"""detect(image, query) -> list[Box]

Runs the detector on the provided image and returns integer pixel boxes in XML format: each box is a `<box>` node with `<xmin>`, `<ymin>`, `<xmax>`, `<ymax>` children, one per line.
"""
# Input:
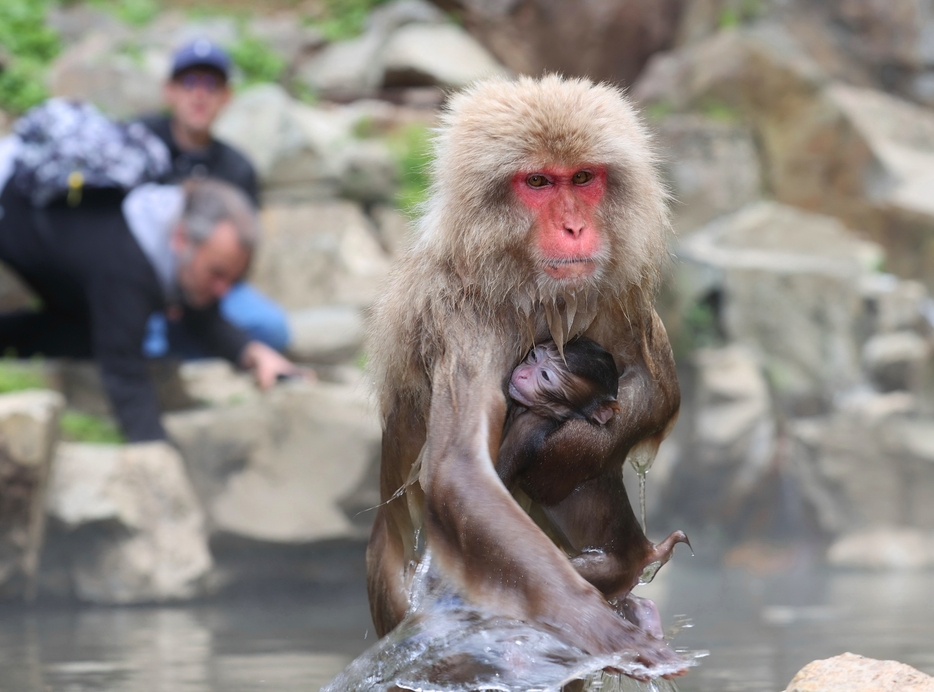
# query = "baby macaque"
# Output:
<box><xmin>499</xmin><ymin>338</ymin><xmax>619</xmax><ymax>483</ymax></box>
<box><xmin>500</xmin><ymin>337</ymin><xmax>689</xmax><ymax>607</ymax></box>
<box><xmin>498</xmin><ymin>337</ymin><xmax>621</xmax><ymax>492</ymax></box>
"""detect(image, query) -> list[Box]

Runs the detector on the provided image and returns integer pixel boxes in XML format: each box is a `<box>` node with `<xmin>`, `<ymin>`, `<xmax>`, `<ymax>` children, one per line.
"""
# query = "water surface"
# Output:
<box><xmin>2</xmin><ymin>550</ymin><xmax>933</xmax><ymax>692</ymax></box>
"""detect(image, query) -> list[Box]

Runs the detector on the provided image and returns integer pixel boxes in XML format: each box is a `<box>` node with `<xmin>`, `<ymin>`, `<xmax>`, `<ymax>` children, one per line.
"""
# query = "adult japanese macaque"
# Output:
<box><xmin>366</xmin><ymin>75</ymin><xmax>684</xmax><ymax>674</ymax></box>
<box><xmin>499</xmin><ymin>338</ymin><xmax>690</xmax><ymax>609</ymax></box>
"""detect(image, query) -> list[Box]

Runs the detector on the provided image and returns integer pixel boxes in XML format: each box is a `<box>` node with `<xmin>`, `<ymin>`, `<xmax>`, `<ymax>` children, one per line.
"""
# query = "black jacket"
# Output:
<box><xmin>139</xmin><ymin>113</ymin><xmax>260</xmax><ymax>206</ymax></box>
<box><xmin>0</xmin><ymin>181</ymin><xmax>249</xmax><ymax>442</ymax></box>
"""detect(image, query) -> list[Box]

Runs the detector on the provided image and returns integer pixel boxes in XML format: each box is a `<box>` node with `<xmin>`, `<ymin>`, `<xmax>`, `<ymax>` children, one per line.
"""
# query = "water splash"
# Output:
<box><xmin>627</xmin><ymin>442</ymin><xmax>658</xmax><ymax>534</ymax></box>
<box><xmin>322</xmin><ymin>554</ymin><xmax>702</xmax><ymax>692</ymax></box>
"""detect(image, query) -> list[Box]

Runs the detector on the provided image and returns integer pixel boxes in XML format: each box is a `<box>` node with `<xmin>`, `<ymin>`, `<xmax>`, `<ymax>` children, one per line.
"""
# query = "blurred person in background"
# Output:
<box><xmin>0</xmin><ymin>174</ymin><xmax>298</xmax><ymax>442</ymax></box>
<box><xmin>137</xmin><ymin>39</ymin><xmax>290</xmax><ymax>357</ymax></box>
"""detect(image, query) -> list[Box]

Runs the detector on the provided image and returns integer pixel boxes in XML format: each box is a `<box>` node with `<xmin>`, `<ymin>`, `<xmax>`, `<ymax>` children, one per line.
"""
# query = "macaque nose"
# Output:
<box><xmin>563</xmin><ymin>219</ymin><xmax>585</xmax><ymax>238</ymax></box>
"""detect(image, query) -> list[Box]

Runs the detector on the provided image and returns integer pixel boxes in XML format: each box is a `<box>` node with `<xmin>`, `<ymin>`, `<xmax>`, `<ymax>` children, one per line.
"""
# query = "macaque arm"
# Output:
<box><xmin>421</xmin><ymin>339</ymin><xmax>672</xmax><ymax>659</ymax></box>
<box><xmin>367</xmin><ymin>402</ymin><xmax>427</xmax><ymax>635</ymax></box>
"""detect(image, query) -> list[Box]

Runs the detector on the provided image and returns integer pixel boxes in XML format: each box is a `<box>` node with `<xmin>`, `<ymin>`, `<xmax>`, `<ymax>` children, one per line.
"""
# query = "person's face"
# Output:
<box><xmin>173</xmin><ymin>221</ymin><xmax>250</xmax><ymax>308</ymax></box>
<box><xmin>164</xmin><ymin>67</ymin><xmax>231</xmax><ymax>135</ymax></box>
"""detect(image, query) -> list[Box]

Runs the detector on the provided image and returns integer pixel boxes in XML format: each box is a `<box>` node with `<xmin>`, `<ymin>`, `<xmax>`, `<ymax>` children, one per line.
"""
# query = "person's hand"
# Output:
<box><xmin>240</xmin><ymin>341</ymin><xmax>312</xmax><ymax>390</ymax></box>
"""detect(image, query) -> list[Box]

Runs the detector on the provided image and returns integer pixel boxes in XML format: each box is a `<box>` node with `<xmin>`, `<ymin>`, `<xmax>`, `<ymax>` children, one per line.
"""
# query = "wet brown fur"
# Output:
<box><xmin>365</xmin><ymin>75</ymin><xmax>683</xmax><ymax>673</ymax></box>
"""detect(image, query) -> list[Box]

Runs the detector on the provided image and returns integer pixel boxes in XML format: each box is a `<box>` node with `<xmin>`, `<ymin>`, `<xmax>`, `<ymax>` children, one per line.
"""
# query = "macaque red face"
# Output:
<box><xmin>511</xmin><ymin>166</ymin><xmax>607</xmax><ymax>282</ymax></box>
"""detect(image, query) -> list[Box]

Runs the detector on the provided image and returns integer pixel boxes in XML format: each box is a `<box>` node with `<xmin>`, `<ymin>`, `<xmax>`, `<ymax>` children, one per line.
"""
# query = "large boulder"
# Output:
<box><xmin>250</xmin><ymin>201</ymin><xmax>392</xmax><ymax>311</ymax></box>
<box><xmin>0</xmin><ymin>390</ymin><xmax>64</xmax><ymax>599</ymax></box>
<box><xmin>655</xmin><ymin>114</ymin><xmax>762</xmax><ymax>232</ymax></box>
<box><xmin>286</xmin><ymin>307</ymin><xmax>366</xmax><ymax>364</ymax></box>
<box><xmin>213</xmin><ymin>84</ymin><xmax>397</xmax><ymax>204</ymax></box>
<box><xmin>784</xmin><ymin>652</ymin><xmax>934</xmax><ymax>692</ymax></box>
<box><xmin>47</xmin><ymin>30</ymin><xmax>165</xmax><ymax>119</ymax></box>
<box><xmin>434</xmin><ymin>0</ymin><xmax>686</xmax><ymax>86</ymax></box>
<box><xmin>668</xmin><ymin>345</ymin><xmax>776</xmax><ymax>528</ymax></box>
<box><xmin>827</xmin><ymin>527</ymin><xmax>934</xmax><ymax>570</ymax></box>
<box><xmin>293</xmin><ymin>0</ymin><xmax>453</xmax><ymax>100</ymax></box>
<box><xmin>676</xmin><ymin>201</ymin><xmax>882</xmax><ymax>410</ymax></box>
<box><xmin>164</xmin><ymin>378</ymin><xmax>380</xmax><ymax>544</ymax></box>
<box><xmin>45</xmin><ymin>441</ymin><xmax>212</xmax><ymax>604</ymax></box>
<box><xmin>635</xmin><ymin>26</ymin><xmax>934</xmax><ymax>289</ymax></box>
<box><xmin>379</xmin><ymin>23</ymin><xmax>507</xmax><ymax>89</ymax></box>
<box><xmin>790</xmin><ymin>393</ymin><xmax>934</xmax><ymax>538</ymax></box>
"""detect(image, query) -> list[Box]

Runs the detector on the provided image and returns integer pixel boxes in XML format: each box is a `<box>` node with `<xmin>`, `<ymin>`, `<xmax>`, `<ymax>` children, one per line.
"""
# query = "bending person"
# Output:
<box><xmin>0</xmin><ymin>175</ymin><xmax>297</xmax><ymax>442</ymax></box>
<box><xmin>135</xmin><ymin>38</ymin><xmax>289</xmax><ymax>355</ymax></box>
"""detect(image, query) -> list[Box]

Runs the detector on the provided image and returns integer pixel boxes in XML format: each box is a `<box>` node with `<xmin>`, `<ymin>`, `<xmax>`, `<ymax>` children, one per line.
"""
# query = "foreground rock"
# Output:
<box><xmin>784</xmin><ymin>652</ymin><xmax>934</xmax><ymax>692</ymax></box>
<box><xmin>45</xmin><ymin>441</ymin><xmax>212</xmax><ymax>604</ymax></box>
<box><xmin>0</xmin><ymin>390</ymin><xmax>64</xmax><ymax>600</ymax></box>
<box><xmin>165</xmin><ymin>377</ymin><xmax>379</xmax><ymax>544</ymax></box>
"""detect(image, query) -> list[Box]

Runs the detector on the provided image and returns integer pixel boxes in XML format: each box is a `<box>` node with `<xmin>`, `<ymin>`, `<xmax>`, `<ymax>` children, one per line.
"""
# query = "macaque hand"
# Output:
<box><xmin>240</xmin><ymin>340</ymin><xmax>309</xmax><ymax>390</ymax></box>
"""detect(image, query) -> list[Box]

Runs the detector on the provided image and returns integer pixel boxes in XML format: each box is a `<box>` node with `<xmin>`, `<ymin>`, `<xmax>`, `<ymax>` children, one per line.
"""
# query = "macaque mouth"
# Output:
<box><xmin>507</xmin><ymin>382</ymin><xmax>536</xmax><ymax>408</ymax></box>
<box><xmin>543</xmin><ymin>257</ymin><xmax>597</xmax><ymax>279</ymax></box>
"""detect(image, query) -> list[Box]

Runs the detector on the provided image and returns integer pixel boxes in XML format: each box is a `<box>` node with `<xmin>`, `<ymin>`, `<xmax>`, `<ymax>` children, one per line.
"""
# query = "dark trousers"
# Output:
<box><xmin>0</xmin><ymin>182</ymin><xmax>115</xmax><ymax>359</ymax></box>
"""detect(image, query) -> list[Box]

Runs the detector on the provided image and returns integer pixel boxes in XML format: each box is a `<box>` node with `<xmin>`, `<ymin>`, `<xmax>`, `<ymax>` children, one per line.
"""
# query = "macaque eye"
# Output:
<box><xmin>540</xmin><ymin>370</ymin><xmax>550</xmax><ymax>382</ymax></box>
<box><xmin>572</xmin><ymin>170</ymin><xmax>594</xmax><ymax>185</ymax></box>
<box><xmin>526</xmin><ymin>174</ymin><xmax>549</xmax><ymax>188</ymax></box>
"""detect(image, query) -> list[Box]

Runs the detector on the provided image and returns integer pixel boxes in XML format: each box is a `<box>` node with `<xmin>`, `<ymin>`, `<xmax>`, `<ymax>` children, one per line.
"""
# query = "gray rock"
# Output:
<box><xmin>862</xmin><ymin>331</ymin><xmax>932</xmax><ymax>392</ymax></box>
<box><xmin>656</xmin><ymin>114</ymin><xmax>762</xmax><ymax>232</ymax></box>
<box><xmin>785</xmin><ymin>652</ymin><xmax>934</xmax><ymax>691</ymax></box>
<box><xmin>213</xmin><ymin>84</ymin><xmax>347</xmax><ymax>198</ymax></box>
<box><xmin>380</xmin><ymin>23</ymin><xmax>507</xmax><ymax>89</ymax></box>
<box><xmin>367</xmin><ymin>0</ymin><xmax>447</xmax><ymax>34</ymax></box>
<box><xmin>860</xmin><ymin>274</ymin><xmax>928</xmax><ymax>334</ymax></box>
<box><xmin>693</xmin><ymin>345</ymin><xmax>775</xmax><ymax>492</ymax></box>
<box><xmin>677</xmin><ymin>201</ymin><xmax>882</xmax><ymax>408</ymax></box>
<box><xmin>827</xmin><ymin>527</ymin><xmax>934</xmax><ymax>570</ymax></box>
<box><xmin>214</xmin><ymin>85</ymin><xmax>397</xmax><ymax>203</ymax></box>
<box><xmin>47</xmin><ymin>31</ymin><xmax>164</xmax><ymax>119</ymax></box>
<box><xmin>336</xmin><ymin>139</ymin><xmax>398</xmax><ymax>205</ymax></box>
<box><xmin>444</xmin><ymin>0</ymin><xmax>684</xmax><ymax>86</ymax></box>
<box><xmin>177</xmin><ymin>360</ymin><xmax>258</xmax><ymax>408</ymax></box>
<box><xmin>803</xmin><ymin>397</ymin><xmax>934</xmax><ymax>534</ymax></box>
<box><xmin>251</xmin><ymin>201</ymin><xmax>391</xmax><ymax>311</ymax></box>
<box><xmin>293</xmin><ymin>32</ymin><xmax>387</xmax><ymax>101</ymax></box>
<box><xmin>247</xmin><ymin>14</ymin><xmax>326</xmax><ymax>64</ymax></box>
<box><xmin>45</xmin><ymin>442</ymin><xmax>212</xmax><ymax>604</ymax></box>
<box><xmin>0</xmin><ymin>390</ymin><xmax>64</xmax><ymax>599</ymax></box>
<box><xmin>165</xmin><ymin>379</ymin><xmax>380</xmax><ymax>544</ymax></box>
<box><xmin>370</xmin><ymin>204</ymin><xmax>415</xmax><ymax>257</ymax></box>
<box><xmin>636</xmin><ymin>26</ymin><xmax>934</xmax><ymax>290</ymax></box>
<box><xmin>286</xmin><ymin>307</ymin><xmax>365</xmax><ymax>364</ymax></box>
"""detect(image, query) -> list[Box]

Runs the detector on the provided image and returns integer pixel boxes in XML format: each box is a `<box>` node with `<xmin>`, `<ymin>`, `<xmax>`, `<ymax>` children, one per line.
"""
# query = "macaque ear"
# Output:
<box><xmin>590</xmin><ymin>400</ymin><xmax>621</xmax><ymax>426</ymax></box>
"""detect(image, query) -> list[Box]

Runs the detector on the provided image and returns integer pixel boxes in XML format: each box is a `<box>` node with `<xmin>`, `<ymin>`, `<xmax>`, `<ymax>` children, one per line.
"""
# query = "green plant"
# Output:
<box><xmin>0</xmin><ymin>0</ymin><xmax>60</xmax><ymax>113</ymax></box>
<box><xmin>388</xmin><ymin>123</ymin><xmax>433</xmax><ymax>218</ymax></box>
<box><xmin>0</xmin><ymin>359</ymin><xmax>46</xmax><ymax>394</ymax></box>
<box><xmin>229</xmin><ymin>35</ymin><xmax>286</xmax><ymax>86</ymax></box>
<box><xmin>718</xmin><ymin>0</ymin><xmax>763</xmax><ymax>30</ymax></box>
<box><xmin>644</xmin><ymin>100</ymin><xmax>675</xmax><ymax>122</ymax></box>
<box><xmin>59</xmin><ymin>411</ymin><xmax>124</xmax><ymax>444</ymax></box>
<box><xmin>700</xmin><ymin>98</ymin><xmax>741</xmax><ymax>123</ymax></box>
<box><xmin>318</xmin><ymin>0</ymin><xmax>389</xmax><ymax>41</ymax></box>
<box><xmin>88</xmin><ymin>0</ymin><xmax>160</xmax><ymax>26</ymax></box>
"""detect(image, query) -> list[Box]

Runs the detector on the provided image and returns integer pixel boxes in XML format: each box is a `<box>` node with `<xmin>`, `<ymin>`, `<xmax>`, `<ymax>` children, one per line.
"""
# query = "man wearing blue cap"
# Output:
<box><xmin>137</xmin><ymin>40</ymin><xmax>289</xmax><ymax>357</ymax></box>
<box><xmin>140</xmin><ymin>39</ymin><xmax>258</xmax><ymax>205</ymax></box>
